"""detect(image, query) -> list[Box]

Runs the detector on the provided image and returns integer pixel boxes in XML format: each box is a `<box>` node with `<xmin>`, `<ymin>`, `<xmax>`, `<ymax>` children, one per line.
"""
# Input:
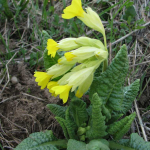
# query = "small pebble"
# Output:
<box><xmin>11</xmin><ymin>76</ymin><xmax>18</xmax><ymax>84</ymax></box>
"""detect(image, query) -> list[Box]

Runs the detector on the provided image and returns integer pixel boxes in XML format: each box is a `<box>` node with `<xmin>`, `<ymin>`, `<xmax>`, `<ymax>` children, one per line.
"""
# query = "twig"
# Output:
<box><xmin>129</xmin><ymin>60</ymin><xmax>150</xmax><ymax>67</ymax></box>
<box><xmin>0</xmin><ymin>113</ymin><xmax>28</xmax><ymax>134</ymax></box>
<box><xmin>0</xmin><ymin>55</ymin><xmax>30</xmax><ymax>67</ymax></box>
<box><xmin>22</xmin><ymin>92</ymin><xmax>46</xmax><ymax>101</ymax></box>
<box><xmin>0</xmin><ymin>95</ymin><xmax>20</xmax><ymax>104</ymax></box>
<box><xmin>110</xmin><ymin>21</ymin><xmax>150</xmax><ymax>47</ymax></box>
<box><xmin>145</xmin><ymin>126</ymin><xmax>150</xmax><ymax>131</ymax></box>
<box><xmin>134</xmin><ymin>100</ymin><xmax>148</xmax><ymax>141</ymax></box>
<box><xmin>0</xmin><ymin>52</ymin><xmax>18</xmax><ymax>97</ymax></box>
<box><xmin>135</xmin><ymin>118</ymin><xmax>141</xmax><ymax>136</ymax></box>
<box><xmin>142</xmin><ymin>110</ymin><xmax>150</xmax><ymax>116</ymax></box>
<box><xmin>0</xmin><ymin>71</ymin><xmax>7</xmax><ymax>85</ymax></box>
<box><xmin>4</xmin><ymin>18</ymin><xmax>8</xmax><ymax>53</ymax></box>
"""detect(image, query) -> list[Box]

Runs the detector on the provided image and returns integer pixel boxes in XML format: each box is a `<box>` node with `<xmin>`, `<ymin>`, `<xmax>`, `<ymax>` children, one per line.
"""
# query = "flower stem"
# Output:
<box><xmin>102</xmin><ymin>33</ymin><xmax>108</xmax><ymax>72</ymax></box>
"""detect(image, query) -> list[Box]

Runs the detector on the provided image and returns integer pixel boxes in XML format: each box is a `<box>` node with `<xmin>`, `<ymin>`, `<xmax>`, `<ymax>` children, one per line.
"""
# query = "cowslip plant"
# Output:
<box><xmin>15</xmin><ymin>0</ymin><xmax>150</xmax><ymax>150</ymax></box>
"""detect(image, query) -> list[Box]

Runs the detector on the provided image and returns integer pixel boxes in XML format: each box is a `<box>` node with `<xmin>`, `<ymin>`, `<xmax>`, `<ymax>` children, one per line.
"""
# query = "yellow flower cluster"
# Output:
<box><xmin>62</xmin><ymin>0</ymin><xmax>106</xmax><ymax>38</ymax></box>
<box><xmin>34</xmin><ymin>0</ymin><xmax>108</xmax><ymax>104</ymax></box>
<box><xmin>34</xmin><ymin>37</ymin><xmax>108</xmax><ymax>103</ymax></box>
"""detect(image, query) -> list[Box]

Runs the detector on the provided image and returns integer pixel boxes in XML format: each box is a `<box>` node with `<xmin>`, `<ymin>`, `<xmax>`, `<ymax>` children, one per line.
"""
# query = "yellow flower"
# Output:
<box><xmin>47</xmin><ymin>39</ymin><xmax>59</xmax><ymax>57</ymax></box>
<box><xmin>62</xmin><ymin>0</ymin><xmax>85</xmax><ymax>19</ymax></box>
<box><xmin>75</xmin><ymin>72</ymin><xmax>93</xmax><ymax>98</ymax></box>
<box><xmin>64</xmin><ymin>46</ymin><xmax>105</xmax><ymax>62</ymax></box>
<box><xmin>34</xmin><ymin>72</ymin><xmax>52</xmax><ymax>89</ymax></box>
<box><xmin>67</xmin><ymin>67</ymin><xmax>96</xmax><ymax>92</ymax></box>
<box><xmin>47</xmin><ymin>81</ymin><xmax>58</xmax><ymax>97</ymax></box>
<box><xmin>58</xmin><ymin>56</ymin><xmax>77</xmax><ymax>65</ymax></box>
<box><xmin>51</xmin><ymin>84</ymin><xmax>72</xmax><ymax>104</ymax></box>
<box><xmin>64</xmin><ymin>52</ymin><xmax>76</xmax><ymax>61</ymax></box>
<box><xmin>47</xmin><ymin>63</ymin><xmax>74</xmax><ymax>79</ymax></box>
<box><xmin>78</xmin><ymin>7</ymin><xmax>105</xmax><ymax>35</ymax></box>
<box><xmin>47</xmin><ymin>38</ymin><xmax>80</xmax><ymax>57</ymax></box>
<box><xmin>58</xmin><ymin>38</ymin><xmax>80</xmax><ymax>51</ymax></box>
<box><xmin>47</xmin><ymin>81</ymin><xmax>58</xmax><ymax>92</ymax></box>
<box><xmin>48</xmin><ymin>60</ymin><xmax>104</xmax><ymax>103</ymax></box>
<box><xmin>62</xmin><ymin>0</ymin><xmax>105</xmax><ymax>35</ymax></box>
<box><xmin>75</xmin><ymin>37</ymin><xmax>105</xmax><ymax>50</ymax></box>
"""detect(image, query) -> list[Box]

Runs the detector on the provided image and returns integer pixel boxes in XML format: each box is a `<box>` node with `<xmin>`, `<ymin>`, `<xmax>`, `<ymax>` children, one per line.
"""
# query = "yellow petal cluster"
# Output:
<box><xmin>34</xmin><ymin>72</ymin><xmax>52</xmax><ymax>89</ymax></box>
<box><xmin>62</xmin><ymin>0</ymin><xmax>85</xmax><ymax>19</ymax></box>
<box><xmin>62</xmin><ymin>0</ymin><xmax>105</xmax><ymax>36</ymax></box>
<box><xmin>47</xmin><ymin>38</ymin><xmax>80</xmax><ymax>58</ymax></box>
<box><xmin>47</xmin><ymin>39</ymin><xmax>59</xmax><ymax>57</ymax></box>
<box><xmin>50</xmin><ymin>85</ymin><xmax>72</xmax><ymax>104</ymax></box>
<box><xmin>35</xmin><ymin>5</ymin><xmax>108</xmax><ymax>103</ymax></box>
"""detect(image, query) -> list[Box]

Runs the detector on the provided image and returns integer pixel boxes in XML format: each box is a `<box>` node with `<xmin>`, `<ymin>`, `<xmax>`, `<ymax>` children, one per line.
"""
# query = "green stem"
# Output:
<box><xmin>2</xmin><ymin>0</ymin><xmax>13</xmax><ymax>19</ymax></box>
<box><xmin>103</xmin><ymin>59</ymin><xmax>108</xmax><ymax>72</ymax></box>
<box><xmin>102</xmin><ymin>33</ymin><xmax>108</xmax><ymax>72</ymax></box>
<box><xmin>109</xmin><ymin>141</ymin><xmax>135</xmax><ymax>150</ymax></box>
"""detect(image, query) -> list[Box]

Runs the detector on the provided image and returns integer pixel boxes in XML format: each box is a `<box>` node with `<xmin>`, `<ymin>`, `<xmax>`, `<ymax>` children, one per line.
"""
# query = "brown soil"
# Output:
<box><xmin>0</xmin><ymin>63</ymin><xmax>64</xmax><ymax>149</ymax></box>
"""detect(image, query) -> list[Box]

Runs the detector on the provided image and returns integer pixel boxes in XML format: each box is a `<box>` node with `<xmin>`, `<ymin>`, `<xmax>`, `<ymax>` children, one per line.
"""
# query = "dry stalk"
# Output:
<box><xmin>22</xmin><ymin>92</ymin><xmax>46</xmax><ymax>101</ymax></box>
<box><xmin>110</xmin><ymin>21</ymin><xmax>150</xmax><ymax>47</ymax></box>
<box><xmin>128</xmin><ymin>78</ymin><xmax>148</xmax><ymax>141</ymax></box>
<box><xmin>134</xmin><ymin>100</ymin><xmax>148</xmax><ymax>141</ymax></box>
<box><xmin>0</xmin><ymin>95</ymin><xmax>20</xmax><ymax>104</ymax></box>
<box><xmin>0</xmin><ymin>51</ymin><xmax>18</xmax><ymax>97</ymax></box>
<box><xmin>0</xmin><ymin>113</ymin><xmax>28</xmax><ymax>135</ymax></box>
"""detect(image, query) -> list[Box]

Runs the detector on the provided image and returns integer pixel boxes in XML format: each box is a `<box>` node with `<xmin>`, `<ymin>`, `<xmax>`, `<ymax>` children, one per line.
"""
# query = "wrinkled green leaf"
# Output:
<box><xmin>90</xmin><ymin>45</ymin><xmax>129</xmax><ymax>111</ymax></box>
<box><xmin>15</xmin><ymin>130</ymin><xmax>58</xmax><ymax>150</ymax></box>
<box><xmin>67</xmin><ymin>139</ymin><xmax>86</xmax><ymax>150</ymax></box>
<box><xmin>110</xmin><ymin>133</ymin><xmax>150</xmax><ymax>150</ymax></box>
<box><xmin>67</xmin><ymin>139</ymin><xmax>110</xmax><ymax>150</ymax></box>
<box><xmin>86</xmin><ymin>93</ymin><xmax>107</xmax><ymax>140</ymax></box>
<box><xmin>129</xmin><ymin>133</ymin><xmax>150</xmax><ymax>150</ymax></box>
<box><xmin>65</xmin><ymin>107</ymin><xmax>78</xmax><ymax>139</ymax></box>
<box><xmin>107</xmin><ymin>112</ymin><xmax>136</xmax><ymax>140</ymax></box>
<box><xmin>47</xmin><ymin>104</ymin><xmax>67</xmax><ymax>119</ymax></box>
<box><xmin>119</xmin><ymin>79</ymin><xmax>140</xmax><ymax>114</ymax></box>
<box><xmin>70</xmin><ymin>97</ymin><xmax>88</xmax><ymax>127</ymax></box>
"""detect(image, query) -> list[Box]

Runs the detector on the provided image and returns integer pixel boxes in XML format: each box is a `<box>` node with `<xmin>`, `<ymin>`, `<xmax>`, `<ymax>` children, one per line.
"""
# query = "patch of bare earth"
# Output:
<box><xmin>0</xmin><ymin>63</ymin><xmax>64</xmax><ymax>149</ymax></box>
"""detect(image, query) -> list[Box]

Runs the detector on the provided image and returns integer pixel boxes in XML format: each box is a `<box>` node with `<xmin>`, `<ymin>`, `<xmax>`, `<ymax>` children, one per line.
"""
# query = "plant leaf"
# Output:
<box><xmin>123</xmin><ymin>6</ymin><xmax>136</xmax><ymax>21</ymax></box>
<box><xmin>65</xmin><ymin>107</ymin><xmax>78</xmax><ymax>139</ymax></box>
<box><xmin>55</xmin><ymin>117</ymin><xmax>69</xmax><ymax>140</ymax></box>
<box><xmin>67</xmin><ymin>139</ymin><xmax>110</xmax><ymax>150</ymax></box>
<box><xmin>107</xmin><ymin>113</ymin><xmax>123</xmax><ymax>125</ymax></box>
<box><xmin>43</xmin><ymin>49</ymin><xmax>60</xmax><ymax>70</ymax></box>
<box><xmin>102</xmin><ymin>105</ymin><xmax>111</xmax><ymax>122</ymax></box>
<box><xmin>47</xmin><ymin>104</ymin><xmax>67</xmax><ymax>119</ymax></box>
<box><xmin>15</xmin><ymin>130</ymin><xmax>59</xmax><ymax>150</ymax></box>
<box><xmin>87</xmin><ymin>139</ymin><xmax>110</xmax><ymax>150</ymax></box>
<box><xmin>119</xmin><ymin>79</ymin><xmax>140</xmax><ymax>114</ymax></box>
<box><xmin>86</xmin><ymin>93</ymin><xmax>107</xmax><ymax>140</ymax></box>
<box><xmin>55</xmin><ymin>107</ymin><xmax>77</xmax><ymax>140</ymax></box>
<box><xmin>70</xmin><ymin>97</ymin><xmax>88</xmax><ymax>127</ymax></box>
<box><xmin>110</xmin><ymin>133</ymin><xmax>150</xmax><ymax>150</ymax></box>
<box><xmin>90</xmin><ymin>44</ymin><xmax>129</xmax><ymax>111</ymax></box>
<box><xmin>129</xmin><ymin>133</ymin><xmax>150</xmax><ymax>150</ymax></box>
<box><xmin>67</xmin><ymin>139</ymin><xmax>86</xmax><ymax>150</ymax></box>
<box><xmin>107</xmin><ymin>112</ymin><xmax>136</xmax><ymax>140</ymax></box>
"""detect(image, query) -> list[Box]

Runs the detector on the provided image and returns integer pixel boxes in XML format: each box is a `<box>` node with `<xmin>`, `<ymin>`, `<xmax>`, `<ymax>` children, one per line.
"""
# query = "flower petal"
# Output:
<box><xmin>62</xmin><ymin>0</ymin><xmax>84</xmax><ymax>19</ymax></box>
<box><xmin>47</xmin><ymin>39</ymin><xmax>59</xmax><ymax>57</ymax></box>
<box><xmin>34</xmin><ymin>72</ymin><xmax>52</xmax><ymax>89</ymax></box>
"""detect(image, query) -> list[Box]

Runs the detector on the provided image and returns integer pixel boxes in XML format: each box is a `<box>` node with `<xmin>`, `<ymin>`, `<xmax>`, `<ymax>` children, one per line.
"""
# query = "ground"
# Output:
<box><xmin>0</xmin><ymin>0</ymin><xmax>150</xmax><ymax>149</ymax></box>
<box><xmin>0</xmin><ymin>63</ymin><xmax>64</xmax><ymax>149</ymax></box>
